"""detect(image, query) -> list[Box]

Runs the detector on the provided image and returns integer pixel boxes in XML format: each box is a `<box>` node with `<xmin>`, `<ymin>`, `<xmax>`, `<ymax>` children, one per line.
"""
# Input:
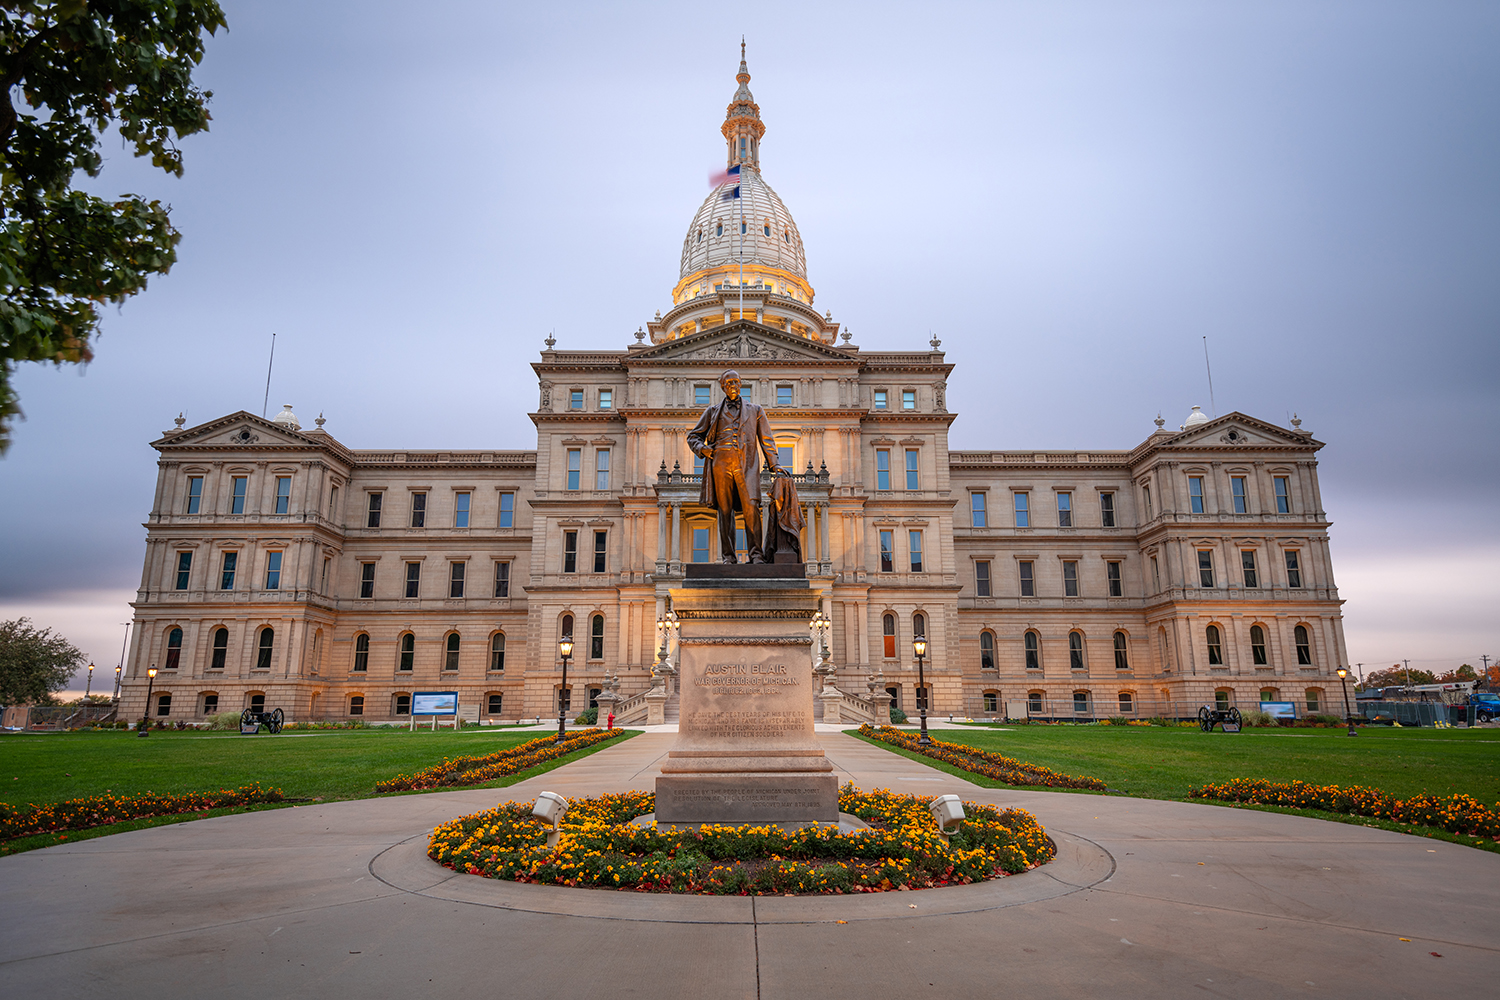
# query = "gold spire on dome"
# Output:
<box><xmin>722</xmin><ymin>41</ymin><xmax>765</xmax><ymax>171</ymax></box>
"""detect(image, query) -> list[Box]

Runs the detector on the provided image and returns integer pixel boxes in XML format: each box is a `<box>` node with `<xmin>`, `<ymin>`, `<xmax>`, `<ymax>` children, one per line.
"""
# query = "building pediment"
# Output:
<box><xmin>153</xmin><ymin>411</ymin><xmax>325</xmax><ymax>451</ymax></box>
<box><xmin>628</xmin><ymin>323</ymin><xmax>853</xmax><ymax>366</ymax></box>
<box><xmin>1160</xmin><ymin>412</ymin><xmax>1320</xmax><ymax>450</ymax></box>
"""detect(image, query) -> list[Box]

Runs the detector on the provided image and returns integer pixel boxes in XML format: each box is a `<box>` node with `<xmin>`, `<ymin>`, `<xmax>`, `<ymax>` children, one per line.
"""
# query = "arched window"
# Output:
<box><xmin>979</xmin><ymin>630</ymin><xmax>995</xmax><ymax>669</ymax></box>
<box><xmin>1027</xmin><ymin>690</ymin><xmax>1044</xmax><ymax>713</ymax></box>
<box><xmin>561</xmin><ymin>613</ymin><xmax>574</xmax><ymax>642</ymax></box>
<box><xmin>156</xmin><ymin>693</ymin><xmax>172</xmax><ymax>716</ymax></box>
<box><xmin>590</xmin><ymin>614</ymin><xmax>605</xmax><ymax>659</ymax></box>
<box><xmin>1260</xmin><ymin>687</ymin><xmax>1279</xmax><ymax>703</ymax></box>
<box><xmin>445</xmin><ymin>633</ymin><xmax>460</xmax><ymax>670</ymax></box>
<box><xmin>211</xmin><ymin>627</ymin><xmax>228</xmax><ymax>670</ymax></box>
<box><xmin>248</xmin><ymin>692</ymin><xmax>266</xmax><ymax>713</ymax></box>
<box><xmin>763</xmin><ymin>223</ymin><xmax>771</xmax><ymax>237</ymax></box>
<box><xmin>784</xmin><ymin>230</ymin><xmax>790</xmax><ymax>243</ymax></box>
<box><xmin>912</xmin><ymin>612</ymin><xmax>926</xmax><ymax>639</ymax></box>
<box><xmin>393</xmin><ymin>693</ymin><xmax>411</xmax><ymax>715</ymax></box>
<box><xmin>1250</xmin><ymin>624</ymin><xmax>1267</xmax><ymax>665</ymax></box>
<box><xmin>740</xmin><ymin>221</ymin><xmax>747</xmax><ymax>235</ymax></box>
<box><xmin>716</xmin><ymin>223</ymin><xmax>723</xmax><ymax>237</ymax></box>
<box><xmin>1113</xmin><ymin>631</ymin><xmax>1129</xmax><ymax>670</ymax></box>
<box><xmin>490</xmin><ymin>632</ymin><xmax>505</xmax><ymax>671</ymax></box>
<box><xmin>1214</xmin><ymin>689</ymin><xmax>1231</xmax><ymax>712</ymax></box>
<box><xmin>1118</xmin><ymin>691</ymin><xmax>1134</xmax><ymax>713</ymax></box>
<box><xmin>165</xmin><ymin>627</ymin><xmax>183</xmax><ymax>670</ymax></box>
<box><xmin>353</xmin><ymin>633</ymin><xmax>369</xmax><ymax>671</ymax></box>
<box><xmin>697</xmin><ymin>229</ymin><xmax>703</xmax><ymax>243</ymax></box>
<box><xmin>349</xmin><ymin>695</ymin><xmax>364</xmax><ymax>716</ymax></box>
<box><xmin>1024</xmin><ymin>630</ymin><xmax>1040</xmax><ymax>670</ymax></box>
<box><xmin>983</xmin><ymin>691</ymin><xmax>998</xmax><ymax>713</ymax></box>
<box><xmin>1294</xmin><ymin>624</ymin><xmax>1312</xmax><ymax>665</ymax></box>
<box><xmin>882</xmin><ymin>613</ymin><xmax>896</xmax><ymax>658</ymax></box>
<box><xmin>256</xmin><ymin>627</ymin><xmax>274</xmax><ymax>670</ymax></box>
<box><xmin>487</xmin><ymin>692</ymin><xmax>503</xmax><ymax>716</ymax></box>
<box><xmin>201</xmin><ymin>691</ymin><xmax>219</xmax><ymax>715</ymax></box>
<box><xmin>1072</xmin><ymin>690</ymin><xmax>1090</xmax><ymax>714</ymax></box>
<box><xmin>1069</xmin><ymin>631</ymin><xmax>1085</xmax><ymax>670</ymax></box>
<box><xmin>1305</xmin><ymin>688</ymin><xmax>1322</xmax><ymax>713</ymax></box>
<box><xmin>1206</xmin><ymin>625</ymin><xmax>1223</xmax><ymax>665</ymax></box>
<box><xmin>398</xmin><ymin>632</ymin><xmax>414</xmax><ymax>671</ymax></box>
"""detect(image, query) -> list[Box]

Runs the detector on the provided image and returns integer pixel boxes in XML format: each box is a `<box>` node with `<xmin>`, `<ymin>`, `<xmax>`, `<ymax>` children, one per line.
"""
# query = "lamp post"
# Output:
<box><xmin>556</xmin><ymin>636</ymin><xmax>574</xmax><ymax>743</ymax></box>
<box><xmin>913</xmin><ymin>636</ymin><xmax>931</xmax><ymax>745</ymax></box>
<box><xmin>1336</xmin><ymin>666</ymin><xmax>1356</xmax><ymax>736</ymax></box>
<box><xmin>113</xmin><ymin>620</ymin><xmax>131</xmax><ymax>705</ymax></box>
<box><xmin>84</xmin><ymin>663</ymin><xmax>94</xmax><ymax>700</ymax></box>
<box><xmin>112</xmin><ymin>665</ymin><xmax>121</xmax><ymax>705</ymax></box>
<box><xmin>138</xmin><ymin>666</ymin><xmax>157</xmax><ymax>737</ymax></box>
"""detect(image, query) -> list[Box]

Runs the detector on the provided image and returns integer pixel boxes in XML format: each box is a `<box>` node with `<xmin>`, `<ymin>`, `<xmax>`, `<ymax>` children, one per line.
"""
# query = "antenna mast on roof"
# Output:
<box><xmin>262</xmin><ymin>330</ymin><xmax>277</xmax><ymax>418</ymax></box>
<box><xmin>1202</xmin><ymin>336</ymin><xmax>1217</xmax><ymax>417</ymax></box>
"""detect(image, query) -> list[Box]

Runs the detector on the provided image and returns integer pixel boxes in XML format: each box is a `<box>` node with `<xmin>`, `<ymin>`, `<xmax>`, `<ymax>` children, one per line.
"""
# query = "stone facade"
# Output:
<box><xmin>116</xmin><ymin>54</ymin><xmax>1348</xmax><ymax>725</ymax></box>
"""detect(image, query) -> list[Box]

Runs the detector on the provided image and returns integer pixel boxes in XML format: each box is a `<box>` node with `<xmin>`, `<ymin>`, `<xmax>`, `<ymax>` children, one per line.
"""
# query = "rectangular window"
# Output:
<box><xmin>1063</xmin><ymin>560</ymin><xmax>1079</xmax><ymax>597</ymax></box>
<box><xmin>454</xmin><ymin>492</ymin><xmax>471</xmax><ymax>528</ymax></box>
<box><xmin>694</xmin><ymin>452</ymin><xmax>705</xmax><ymax>475</ymax></box>
<box><xmin>1275</xmin><ymin>476</ymin><xmax>1291</xmax><ymax>514</ymax></box>
<box><xmin>1057</xmin><ymin>492</ymin><xmax>1072</xmax><ymax>527</ymax></box>
<box><xmin>598</xmin><ymin>388</ymin><xmax>612</xmax><ymax>410</ymax></box>
<box><xmin>772</xmin><ymin>446</ymin><xmax>792</xmax><ymax>472</ymax></box>
<box><xmin>975</xmin><ymin>560</ymin><xmax>991</xmax><ymax>597</ymax></box>
<box><xmin>595</xmin><ymin>450</ymin><xmax>611</xmax><ymax>491</ymax></box>
<box><xmin>905</xmin><ymin>450</ymin><xmax>919</xmax><ymax>490</ymax></box>
<box><xmin>366</xmin><ymin>492</ymin><xmax>382</xmax><ymax>528</ymax></box>
<box><xmin>204</xmin><ymin>693</ymin><xmax>219</xmax><ymax>713</ymax></box>
<box><xmin>1143</xmin><ymin>484</ymin><xmax>1153</xmax><ymax>520</ymax></box>
<box><xmin>594</xmin><ymin>530</ymin><xmax>607</xmax><ymax>573</ymax></box>
<box><xmin>875</xmin><ymin>450</ymin><xmax>891</xmax><ymax>491</ymax></box>
<box><xmin>1197</xmin><ymin>550</ymin><xmax>1215</xmax><ymax>588</ymax></box>
<box><xmin>971</xmin><ymin>492</ymin><xmax>987</xmax><ymax>527</ymax></box>
<box><xmin>404</xmin><ymin>561</ymin><xmax>421</xmax><ymax>598</ymax></box>
<box><xmin>1107</xmin><ymin>560</ymin><xmax>1122</xmax><ymax>597</ymax></box>
<box><xmin>487</xmin><ymin>693</ymin><xmax>503</xmax><ymax>714</ymax></box>
<box><xmin>231</xmin><ymin>476</ymin><xmax>248</xmax><ymax>514</ymax></box>
<box><xmin>569</xmin><ymin>389</ymin><xmax>583</xmax><ymax>410</ymax></box>
<box><xmin>1019</xmin><ymin>560</ymin><xmax>1035</xmax><ymax>597</ymax></box>
<box><xmin>1241</xmin><ymin>550</ymin><xmax>1259</xmax><ymax>588</ymax></box>
<box><xmin>984</xmin><ymin>691</ymin><xmax>998</xmax><ymax>713</ymax></box>
<box><xmin>329</xmin><ymin>486</ymin><xmax>338</xmax><ymax>519</ymax></box>
<box><xmin>494</xmin><ymin>561</ymin><xmax>510</xmax><ymax>598</ymax></box>
<box><xmin>321</xmin><ymin>557</ymin><xmax>329</xmax><ymax>593</ymax></box>
<box><xmin>1100</xmin><ymin>492</ymin><xmax>1115</xmax><ymax>527</ymax></box>
<box><xmin>275</xmin><ymin>476</ymin><xmax>291</xmax><ymax>514</ymax></box>
<box><xmin>873</xmin><ymin>389</ymin><xmax>887</xmax><ymax>410</ymax></box>
<box><xmin>1188</xmin><ymin>476</ymin><xmax>1205</xmax><ymax>514</ymax></box>
<box><xmin>264</xmin><ymin>551</ymin><xmax>282</xmax><ymax>590</ymax></box>
<box><xmin>498</xmin><ymin>492</ymin><xmax>515</xmax><ymax>528</ymax></box>
<box><xmin>1014</xmin><ymin>492</ymin><xmax>1030</xmax><ymax>528</ymax></box>
<box><xmin>902</xmin><ymin>390</ymin><xmax>916</xmax><ymax>410</ymax></box>
<box><xmin>740</xmin><ymin>385</ymin><xmax>752</xmax><ymax>404</ymax></box>
<box><xmin>909</xmin><ymin>530</ymin><xmax>923</xmax><ymax>572</ymax></box>
<box><xmin>186</xmin><ymin>476</ymin><xmax>203</xmax><ymax>514</ymax></box>
<box><xmin>410</xmin><ymin>492</ymin><xmax>426</xmax><ymax>528</ymax></box>
<box><xmin>566</xmin><ymin>449</ymin><xmax>581</xmax><ymax>491</ymax></box>
<box><xmin>449</xmin><ymin>561</ymin><xmax>465</xmax><ymax>598</ymax></box>
<box><xmin>691</xmin><ymin>526</ymin><xmax>710</xmax><ymax>563</ymax></box>
<box><xmin>735</xmin><ymin>525</ymin><xmax>748</xmax><ymax>561</ymax></box>
<box><xmin>695</xmin><ymin>384</ymin><xmax>711</xmax><ymax>406</ymax></box>
<box><xmin>1285</xmin><ymin>550</ymin><xmax>1302</xmax><ymax>588</ymax></box>
<box><xmin>879</xmin><ymin>530</ymin><xmax>894</xmax><ymax>572</ymax></box>
<box><xmin>217</xmin><ymin>551</ymin><xmax>237</xmax><ymax>591</ymax></box>
<box><xmin>776</xmin><ymin>384</ymin><xmax>793</xmax><ymax>406</ymax></box>
<box><xmin>1151</xmin><ymin>555</ymin><xmax>1161</xmax><ymax>592</ymax></box>
<box><xmin>1231</xmin><ymin>476</ymin><xmax>1248</xmax><ymax>514</ymax></box>
<box><xmin>359</xmin><ymin>562</ymin><xmax>375</xmax><ymax>599</ymax></box>
<box><xmin>563</xmin><ymin>531</ymin><xmax>578</xmax><ymax>573</ymax></box>
<box><xmin>175</xmin><ymin>552</ymin><xmax>192</xmax><ymax>590</ymax></box>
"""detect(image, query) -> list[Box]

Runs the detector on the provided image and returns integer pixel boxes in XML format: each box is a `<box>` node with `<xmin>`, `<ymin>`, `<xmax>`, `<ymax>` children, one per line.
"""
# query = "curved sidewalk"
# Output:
<box><xmin>1</xmin><ymin>732</ymin><xmax>1495</xmax><ymax>998</ymax></box>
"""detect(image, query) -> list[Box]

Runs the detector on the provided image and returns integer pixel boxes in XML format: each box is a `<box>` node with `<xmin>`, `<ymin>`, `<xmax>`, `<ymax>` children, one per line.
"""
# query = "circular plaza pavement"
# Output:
<box><xmin>1</xmin><ymin>730</ymin><xmax>1495</xmax><ymax>998</ymax></box>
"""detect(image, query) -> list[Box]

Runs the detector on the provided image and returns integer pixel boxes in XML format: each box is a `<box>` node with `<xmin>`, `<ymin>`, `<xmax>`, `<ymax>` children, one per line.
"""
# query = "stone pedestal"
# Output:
<box><xmin>644</xmin><ymin>686</ymin><xmax>668</xmax><ymax>726</ymax></box>
<box><xmin>819</xmin><ymin>685</ymin><xmax>843</xmax><ymax>725</ymax></box>
<box><xmin>594</xmin><ymin>688</ymin><xmax>620</xmax><ymax>729</ymax></box>
<box><xmin>655</xmin><ymin>564</ymin><xmax>838</xmax><ymax>826</ymax></box>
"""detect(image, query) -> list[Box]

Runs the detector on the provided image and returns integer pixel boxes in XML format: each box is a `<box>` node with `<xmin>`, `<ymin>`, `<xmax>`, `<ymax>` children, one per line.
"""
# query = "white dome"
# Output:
<box><xmin>273</xmin><ymin>404</ymin><xmax>300</xmax><ymax>431</ymax></box>
<box><xmin>1182</xmin><ymin>405</ymin><xmax>1209</xmax><ymax>428</ymax></box>
<box><xmin>679</xmin><ymin>169</ymin><xmax>807</xmax><ymax>280</ymax></box>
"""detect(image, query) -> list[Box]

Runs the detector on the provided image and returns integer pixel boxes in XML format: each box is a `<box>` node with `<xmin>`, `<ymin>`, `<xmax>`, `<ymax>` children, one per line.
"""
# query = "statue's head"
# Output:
<box><xmin>719</xmin><ymin>370</ymin><xmax>742</xmax><ymax>401</ymax></box>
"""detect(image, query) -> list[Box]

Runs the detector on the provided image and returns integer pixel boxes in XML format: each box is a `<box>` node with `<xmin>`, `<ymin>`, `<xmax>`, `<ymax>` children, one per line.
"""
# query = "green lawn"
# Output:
<box><xmin>858</xmin><ymin>724</ymin><xmax>1500</xmax><ymax>804</ymax></box>
<box><xmin>0</xmin><ymin>726</ymin><xmax>636</xmax><ymax>807</ymax></box>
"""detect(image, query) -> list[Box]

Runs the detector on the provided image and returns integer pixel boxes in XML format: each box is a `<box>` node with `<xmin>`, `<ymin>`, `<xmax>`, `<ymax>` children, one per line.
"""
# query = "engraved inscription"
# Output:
<box><xmin>685</xmin><ymin>709</ymin><xmax>802</xmax><ymax>738</ymax></box>
<box><xmin>692</xmin><ymin>661</ymin><xmax>800</xmax><ymax>695</ymax></box>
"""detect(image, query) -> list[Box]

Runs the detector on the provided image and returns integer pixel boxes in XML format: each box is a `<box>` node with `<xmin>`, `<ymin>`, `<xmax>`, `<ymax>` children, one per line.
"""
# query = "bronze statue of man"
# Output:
<box><xmin>686</xmin><ymin>370</ymin><xmax>783</xmax><ymax>563</ymax></box>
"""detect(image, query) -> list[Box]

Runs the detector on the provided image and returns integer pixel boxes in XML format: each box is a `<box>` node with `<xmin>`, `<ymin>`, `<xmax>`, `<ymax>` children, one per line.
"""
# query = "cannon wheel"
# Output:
<box><xmin>1228</xmin><ymin>707</ymin><xmax>1243</xmax><ymax>729</ymax></box>
<box><xmin>268</xmin><ymin>707</ymin><xmax>285</xmax><ymax>734</ymax></box>
<box><xmin>1198</xmin><ymin>706</ymin><xmax>1214</xmax><ymax>732</ymax></box>
<box><xmin>240</xmin><ymin>708</ymin><xmax>257</xmax><ymax>732</ymax></box>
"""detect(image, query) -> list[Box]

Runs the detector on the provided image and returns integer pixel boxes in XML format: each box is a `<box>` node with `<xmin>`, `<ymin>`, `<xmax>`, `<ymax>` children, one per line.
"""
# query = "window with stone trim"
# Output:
<box><xmin>359</xmin><ymin>562</ymin><xmax>375</xmax><ymax>599</ymax></box>
<box><xmin>979</xmin><ymin>630</ymin><xmax>995</xmax><ymax>669</ymax></box>
<box><xmin>1206</xmin><ymin>625</ymin><xmax>1224</xmax><ymax>665</ymax></box>
<box><xmin>882</xmin><ymin>613</ymin><xmax>896</xmax><ymax>658</ymax></box>
<box><xmin>175</xmin><ymin>552</ymin><xmax>192</xmax><ymax>590</ymax></box>
<box><xmin>1069</xmin><ymin>631</ymin><xmax>1085</xmax><ymax>670</ymax></box>
<box><xmin>1062</xmin><ymin>560</ymin><xmax>1079</xmax><ymax>597</ymax></box>
<box><xmin>398</xmin><ymin>633</ymin><xmax>414</xmax><ymax>671</ymax></box>
<box><xmin>1250</xmin><ymin>624</ymin><xmax>1268</xmax><ymax>665</ymax></box>
<box><xmin>563</xmin><ymin>531</ymin><xmax>578</xmax><ymax>573</ymax></box>
<box><xmin>879</xmin><ymin>530</ymin><xmax>894</xmax><ymax>572</ymax></box>
<box><xmin>1230</xmin><ymin>476</ymin><xmax>1248</xmax><ymax>514</ymax></box>
<box><xmin>1285</xmin><ymin>550</ymin><xmax>1302</xmax><ymax>588</ymax></box>
<box><xmin>231</xmin><ymin>476</ymin><xmax>248</xmax><ymax>514</ymax></box>
<box><xmin>449</xmin><ymin>561</ymin><xmax>465</xmax><ymax>599</ymax></box>
<box><xmin>164</xmin><ymin>627</ymin><xmax>183</xmax><ymax>670</ymax></box>
<box><xmin>211</xmin><ymin>628</ymin><xmax>228</xmax><ymax>670</ymax></box>
<box><xmin>1197</xmin><ymin>550</ymin><xmax>1215</xmax><ymax>588</ymax></box>
<box><xmin>366</xmin><ymin>491</ymin><xmax>382</xmax><ymax>527</ymax></box>
<box><xmin>1014</xmin><ymin>492</ymin><xmax>1029</xmax><ymax>528</ymax></box>
<box><xmin>349</xmin><ymin>695</ymin><xmax>364</xmax><ymax>716</ymax></box>
<box><xmin>904</xmin><ymin>449</ymin><xmax>919</xmax><ymax>491</ymax></box>
<box><xmin>490</xmin><ymin>632</ymin><xmax>505</xmax><ymax>671</ymax></box>
<box><xmin>1057</xmin><ymin>491</ymin><xmax>1072</xmax><ymax>527</ymax></box>
<box><xmin>1275</xmin><ymin>476</ymin><xmax>1292</xmax><ymax>513</ymax></box>
<box><xmin>1188</xmin><ymin>476</ymin><xmax>1205</xmax><ymax>514</ymax></box>
<box><xmin>256</xmin><ymin>627</ymin><xmax>274</xmax><ymax>670</ymax></box>
<box><xmin>353</xmin><ymin>633</ymin><xmax>369</xmax><ymax>672</ymax></box>
<box><xmin>1107</xmin><ymin>560</ymin><xmax>1122</xmax><ymax>597</ymax></box>
<box><xmin>1113</xmin><ymin>631</ymin><xmax>1130</xmax><ymax>670</ymax></box>
<box><xmin>1018</xmin><ymin>560</ymin><xmax>1035</xmax><ymax>597</ymax></box>
<box><xmin>1241</xmin><ymin>550</ymin><xmax>1259</xmax><ymax>588</ymax></box>
<box><xmin>1024</xmin><ymin>630</ymin><xmax>1041</xmax><ymax>670</ymax></box>
<box><xmin>1100</xmin><ymin>491</ymin><xmax>1116</xmax><ymax>527</ymax></box>
<box><xmin>975</xmin><ymin>560</ymin><xmax>991</xmax><ymax>597</ymax></box>
<box><xmin>404</xmin><ymin>561</ymin><xmax>421</xmax><ymax>598</ymax></box>
<box><xmin>444</xmin><ymin>633</ymin><xmax>460</xmax><ymax>670</ymax></box>
<box><xmin>566</xmin><ymin>450</ymin><xmax>581</xmax><ymax>491</ymax></box>
<box><xmin>594</xmin><ymin>530</ymin><xmax>607</xmax><ymax>573</ymax></box>
<box><xmin>970</xmin><ymin>491</ymin><xmax>987</xmax><ymax>527</ymax></box>
<box><xmin>498</xmin><ymin>492</ymin><xmax>515</xmax><ymax>528</ymax></box>
<box><xmin>275</xmin><ymin>476</ymin><xmax>292</xmax><ymax>514</ymax></box>
<box><xmin>494</xmin><ymin>561</ymin><xmax>510</xmax><ymax>598</ymax></box>
<box><xmin>186</xmin><ymin>475</ymin><xmax>203</xmax><ymax>513</ymax></box>
<box><xmin>410</xmin><ymin>492</ymin><xmax>426</xmax><ymax>528</ymax></box>
<box><xmin>876</xmin><ymin>450</ymin><xmax>891</xmax><ymax>491</ymax></box>
<box><xmin>590</xmin><ymin>614</ymin><xmax>605</xmax><ymax>660</ymax></box>
<box><xmin>1295</xmin><ymin>624</ymin><xmax>1313</xmax><ymax>665</ymax></box>
<box><xmin>454</xmin><ymin>492</ymin><xmax>471</xmax><ymax>528</ymax></box>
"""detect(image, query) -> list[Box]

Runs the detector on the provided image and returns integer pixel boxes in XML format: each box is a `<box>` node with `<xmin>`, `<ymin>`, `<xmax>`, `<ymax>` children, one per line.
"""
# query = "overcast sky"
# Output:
<box><xmin>2</xmin><ymin>0</ymin><xmax>1496</xmax><ymax>689</ymax></box>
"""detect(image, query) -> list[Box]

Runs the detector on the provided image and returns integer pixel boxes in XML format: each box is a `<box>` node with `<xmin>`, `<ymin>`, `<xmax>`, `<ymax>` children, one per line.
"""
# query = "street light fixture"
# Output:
<box><xmin>84</xmin><ymin>663</ymin><xmax>94</xmax><ymax>700</ymax></box>
<box><xmin>556</xmin><ymin>636</ymin><xmax>574</xmax><ymax>743</ymax></box>
<box><xmin>913</xmin><ymin>636</ymin><xmax>931</xmax><ymax>746</ymax></box>
<box><xmin>112</xmin><ymin>665</ymin><xmax>121</xmax><ymax>705</ymax></box>
<box><xmin>139</xmin><ymin>666</ymin><xmax>157</xmax><ymax>738</ymax></box>
<box><xmin>1335</xmin><ymin>665</ymin><xmax>1357</xmax><ymax>736</ymax></box>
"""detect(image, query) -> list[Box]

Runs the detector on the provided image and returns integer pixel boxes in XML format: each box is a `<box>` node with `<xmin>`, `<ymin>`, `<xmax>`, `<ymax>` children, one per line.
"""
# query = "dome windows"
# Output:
<box><xmin>783</xmin><ymin>230</ymin><xmax>790</xmax><ymax>243</ymax></box>
<box><xmin>716</xmin><ymin>223</ymin><xmax>723</xmax><ymax>237</ymax></box>
<box><xmin>740</xmin><ymin>222</ymin><xmax>747</xmax><ymax>235</ymax></box>
<box><xmin>697</xmin><ymin>229</ymin><xmax>703</xmax><ymax>243</ymax></box>
<box><xmin>763</xmin><ymin>224</ymin><xmax>771</xmax><ymax>237</ymax></box>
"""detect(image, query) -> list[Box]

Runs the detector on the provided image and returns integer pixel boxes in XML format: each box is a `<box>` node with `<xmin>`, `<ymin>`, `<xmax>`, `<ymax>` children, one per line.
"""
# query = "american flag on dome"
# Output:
<box><xmin>709</xmin><ymin>164</ymin><xmax>741</xmax><ymax>200</ymax></box>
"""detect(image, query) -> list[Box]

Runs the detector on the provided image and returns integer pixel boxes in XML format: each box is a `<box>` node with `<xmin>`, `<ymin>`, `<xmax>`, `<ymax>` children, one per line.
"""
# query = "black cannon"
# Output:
<box><xmin>1198</xmin><ymin>705</ymin><xmax>1243</xmax><ymax>733</ymax></box>
<box><xmin>240</xmin><ymin>707</ymin><xmax>285</xmax><ymax>735</ymax></box>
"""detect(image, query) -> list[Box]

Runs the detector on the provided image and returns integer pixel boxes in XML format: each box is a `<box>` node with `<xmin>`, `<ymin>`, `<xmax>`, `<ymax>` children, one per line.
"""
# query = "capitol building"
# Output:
<box><xmin>119</xmin><ymin>53</ymin><xmax>1348</xmax><ymax>726</ymax></box>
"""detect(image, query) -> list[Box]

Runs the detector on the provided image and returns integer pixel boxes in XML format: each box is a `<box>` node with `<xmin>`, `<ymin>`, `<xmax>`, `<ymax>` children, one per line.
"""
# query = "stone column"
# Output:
<box><xmin>670</xmin><ymin>503</ymin><xmax>682</xmax><ymax>568</ymax></box>
<box><xmin>656</xmin><ymin>502</ymin><xmax>667</xmax><ymax>572</ymax></box>
<box><xmin>819</xmin><ymin>504</ymin><xmax>831</xmax><ymax>564</ymax></box>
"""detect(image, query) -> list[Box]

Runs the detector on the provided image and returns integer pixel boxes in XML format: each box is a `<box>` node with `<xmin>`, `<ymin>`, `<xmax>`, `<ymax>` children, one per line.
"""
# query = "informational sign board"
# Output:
<box><xmin>412</xmin><ymin>691</ymin><xmax>459</xmax><ymax>716</ymax></box>
<box><xmin>1221</xmin><ymin>721</ymin><xmax>1241</xmax><ymax>733</ymax></box>
<box><xmin>1261</xmin><ymin>701</ymin><xmax>1297</xmax><ymax>720</ymax></box>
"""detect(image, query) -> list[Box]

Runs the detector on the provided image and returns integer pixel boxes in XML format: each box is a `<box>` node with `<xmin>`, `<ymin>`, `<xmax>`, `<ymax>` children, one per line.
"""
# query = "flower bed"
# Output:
<box><xmin>375</xmin><ymin>728</ymin><xmax>627</xmax><ymax>793</ymax></box>
<box><xmin>856</xmin><ymin>725</ymin><xmax>1108</xmax><ymax>790</ymax></box>
<box><xmin>1189</xmin><ymin>778</ymin><xmax>1500</xmax><ymax>838</ymax></box>
<box><xmin>428</xmin><ymin>785</ymin><xmax>1054</xmax><ymax>894</ymax></box>
<box><xmin>0</xmin><ymin>784</ymin><xmax>284</xmax><ymax>841</ymax></box>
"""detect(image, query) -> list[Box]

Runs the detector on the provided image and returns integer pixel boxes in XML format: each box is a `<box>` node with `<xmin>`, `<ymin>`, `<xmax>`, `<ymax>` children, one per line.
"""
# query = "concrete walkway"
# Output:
<box><xmin>2</xmin><ymin>731</ymin><xmax>1496</xmax><ymax>998</ymax></box>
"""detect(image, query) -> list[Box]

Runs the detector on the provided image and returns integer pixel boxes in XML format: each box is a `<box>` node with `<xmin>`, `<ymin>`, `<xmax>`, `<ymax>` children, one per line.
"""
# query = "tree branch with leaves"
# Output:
<box><xmin>0</xmin><ymin>0</ymin><xmax>226</xmax><ymax>451</ymax></box>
